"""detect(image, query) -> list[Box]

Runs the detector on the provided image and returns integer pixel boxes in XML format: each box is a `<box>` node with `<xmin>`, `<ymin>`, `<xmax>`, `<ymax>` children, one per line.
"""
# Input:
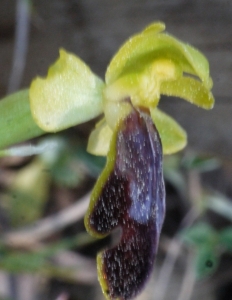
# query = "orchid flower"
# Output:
<box><xmin>0</xmin><ymin>22</ymin><xmax>214</xmax><ymax>300</ymax></box>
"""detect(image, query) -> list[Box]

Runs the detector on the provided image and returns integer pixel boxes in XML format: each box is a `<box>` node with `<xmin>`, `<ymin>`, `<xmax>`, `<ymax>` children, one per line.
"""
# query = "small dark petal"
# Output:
<box><xmin>85</xmin><ymin>107</ymin><xmax>165</xmax><ymax>300</ymax></box>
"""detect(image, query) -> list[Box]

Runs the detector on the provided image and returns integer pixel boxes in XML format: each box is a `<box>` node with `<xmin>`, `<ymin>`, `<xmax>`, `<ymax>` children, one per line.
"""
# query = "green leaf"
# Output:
<box><xmin>150</xmin><ymin>107</ymin><xmax>187</xmax><ymax>154</ymax></box>
<box><xmin>0</xmin><ymin>234</ymin><xmax>96</xmax><ymax>275</ymax></box>
<box><xmin>30</xmin><ymin>49</ymin><xmax>105</xmax><ymax>132</ymax></box>
<box><xmin>0</xmin><ymin>251</ymin><xmax>45</xmax><ymax>273</ymax></box>
<box><xmin>194</xmin><ymin>245</ymin><xmax>219</xmax><ymax>279</ymax></box>
<box><xmin>219</xmin><ymin>227</ymin><xmax>232</xmax><ymax>252</ymax></box>
<box><xmin>181</xmin><ymin>222</ymin><xmax>216</xmax><ymax>246</ymax></box>
<box><xmin>41</xmin><ymin>137</ymin><xmax>86</xmax><ymax>188</ymax></box>
<box><xmin>7</xmin><ymin>158</ymin><xmax>51</xmax><ymax>227</ymax></box>
<box><xmin>181</xmin><ymin>224</ymin><xmax>219</xmax><ymax>278</ymax></box>
<box><xmin>0</xmin><ymin>89</ymin><xmax>44</xmax><ymax>150</ymax></box>
<box><xmin>181</xmin><ymin>154</ymin><xmax>221</xmax><ymax>172</ymax></box>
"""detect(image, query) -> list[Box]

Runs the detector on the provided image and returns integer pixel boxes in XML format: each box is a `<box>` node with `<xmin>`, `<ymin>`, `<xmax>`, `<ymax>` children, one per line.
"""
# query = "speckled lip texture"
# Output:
<box><xmin>88</xmin><ymin>106</ymin><xmax>166</xmax><ymax>300</ymax></box>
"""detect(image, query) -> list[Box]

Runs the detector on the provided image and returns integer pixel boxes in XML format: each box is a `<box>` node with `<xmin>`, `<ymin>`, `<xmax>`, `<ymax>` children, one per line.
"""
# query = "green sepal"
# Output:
<box><xmin>150</xmin><ymin>107</ymin><xmax>187</xmax><ymax>154</ymax></box>
<box><xmin>88</xmin><ymin>106</ymin><xmax>188</xmax><ymax>157</ymax></box>
<box><xmin>30</xmin><ymin>49</ymin><xmax>105</xmax><ymax>132</ymax></box>
<box><xmin>161</xmin><ymin>76</ymin><xmax>214</xmax><ymax>109</ymax></box>
<box><xmin>0</xmin><ymin>89</ymin><xmax>44</xmax><ymax>150</ymax></box>
<box><xmin>106</xmin><ymin>22</ymin><xmax>212</xmax><ymax>89</ymax></box>
<box><xmin>105</xmin><ymin>22</ymin><xmax>213</xmax><ymax>112</ymax></box>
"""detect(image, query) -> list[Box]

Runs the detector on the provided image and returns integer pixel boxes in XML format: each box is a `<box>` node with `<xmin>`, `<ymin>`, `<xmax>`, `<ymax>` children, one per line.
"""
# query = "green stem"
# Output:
<box><xmin>0</xmin><ymin>89</ymin><xmax>45</xmax><ymax>150</ymax></box>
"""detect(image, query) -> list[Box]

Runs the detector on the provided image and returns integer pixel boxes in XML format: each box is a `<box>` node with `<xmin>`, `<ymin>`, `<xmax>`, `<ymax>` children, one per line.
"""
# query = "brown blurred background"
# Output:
<box><xmin>0</xmin><ymin>1</ymin><xmax>232</xmax><ymax>300</ymax></box>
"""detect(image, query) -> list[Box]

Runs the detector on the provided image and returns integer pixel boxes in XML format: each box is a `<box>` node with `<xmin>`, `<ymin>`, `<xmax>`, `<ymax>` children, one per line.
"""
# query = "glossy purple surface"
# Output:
<box><xmin>89</xmin><ymin>107</ymin><xmax>165</xmax><ymax>300</ymax></box>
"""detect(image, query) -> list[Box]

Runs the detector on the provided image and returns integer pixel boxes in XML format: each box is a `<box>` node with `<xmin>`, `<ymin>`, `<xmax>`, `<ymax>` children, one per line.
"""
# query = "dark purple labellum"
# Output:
<box><xmin>85</xmin><ymin>106</ymin><xmax>165</xmax><ymax>300</ymax></box>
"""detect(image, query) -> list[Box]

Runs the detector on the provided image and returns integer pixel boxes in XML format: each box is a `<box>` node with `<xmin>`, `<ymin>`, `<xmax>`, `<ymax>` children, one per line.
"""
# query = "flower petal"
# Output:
<box><xmin>150</xmin><ymin>107</ymin><xmax>187</xmax><ymax>154</ymax></box>
<box><xmin>105</xmin><ymin>22</ymin><xmax>213</xmax><ymax>111</ymax></box>
<box><xmin>85</xmin><ymin>107</ymin><xmax>165</xmax><ymax>300</ymax></box>
<box><xmin>106</xmin><ymin>22</ymin><xmax>211</xmax><ymax>89</ymax></box>
<box><xmin>105</xmin><ymin>22</ymin><xmax>167</xmax><ymax>84</ymax></box>
<box><xmin>161</xmin><ymin>76</ymin><xmax>215</xmax><ymax>109</ymax></box>
<box><xmin>30</xmin><ymin>49</ymin><xmax>105</xmax><ymax>132</ymax></box>
<box><xmin>104</xmin><ymin>60</ymin><xmax>181</xmax><ymax>111</ymax></box>
<box><xmin>87</xmin><ymin>118</ymin><xmax>113</xmax><ymax>156</ymax></box>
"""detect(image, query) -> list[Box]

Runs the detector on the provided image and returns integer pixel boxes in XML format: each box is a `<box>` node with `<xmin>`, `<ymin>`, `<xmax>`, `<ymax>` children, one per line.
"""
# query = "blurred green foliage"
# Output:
<box><xmin>181</xmin><ymin>222</ymin><xmax>232</xmax><ymax>278</ymax></box>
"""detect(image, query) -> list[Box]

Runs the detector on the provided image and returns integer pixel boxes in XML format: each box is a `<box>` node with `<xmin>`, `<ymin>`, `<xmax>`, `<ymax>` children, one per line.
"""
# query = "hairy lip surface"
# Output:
<box><xmin>87</xmin><ymin>107</ymin><xmax>166</xmax><ymax>300</ymax></box>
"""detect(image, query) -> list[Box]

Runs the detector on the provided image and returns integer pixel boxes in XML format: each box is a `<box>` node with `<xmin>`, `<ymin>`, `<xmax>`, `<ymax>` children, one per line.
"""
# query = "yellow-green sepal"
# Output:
<box><xmin>87</xmin><ymin>118</ymin><xmax>113</xmax><ymax>156</ymax></box>
<box><xmin>105</xmin><ymin>22</ymin><xmax>213</xmax><ymax>111</ymax></box>
<box><xmin>150</xmin><ymin>107</ymin><xmax>187</xmax><ymax>154</ymax></box>
<box><xmin>30</xmin><ymin>49</ymin><xmax>105</xmax><ymax>132</ymax></box>
<box><xmin>161</xmin><ymin>76</ymin><xmax>215</xmax><ymax>109</ymax></box>
<box><xmin>105</xmin><ymin>22</ymin><xmax>167</xmax><ymax>84</ymax></box>
<box><xmin>106</xmin><ymin>22</ymin><xmax>211</xmax><ymax>87</ymax></box>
